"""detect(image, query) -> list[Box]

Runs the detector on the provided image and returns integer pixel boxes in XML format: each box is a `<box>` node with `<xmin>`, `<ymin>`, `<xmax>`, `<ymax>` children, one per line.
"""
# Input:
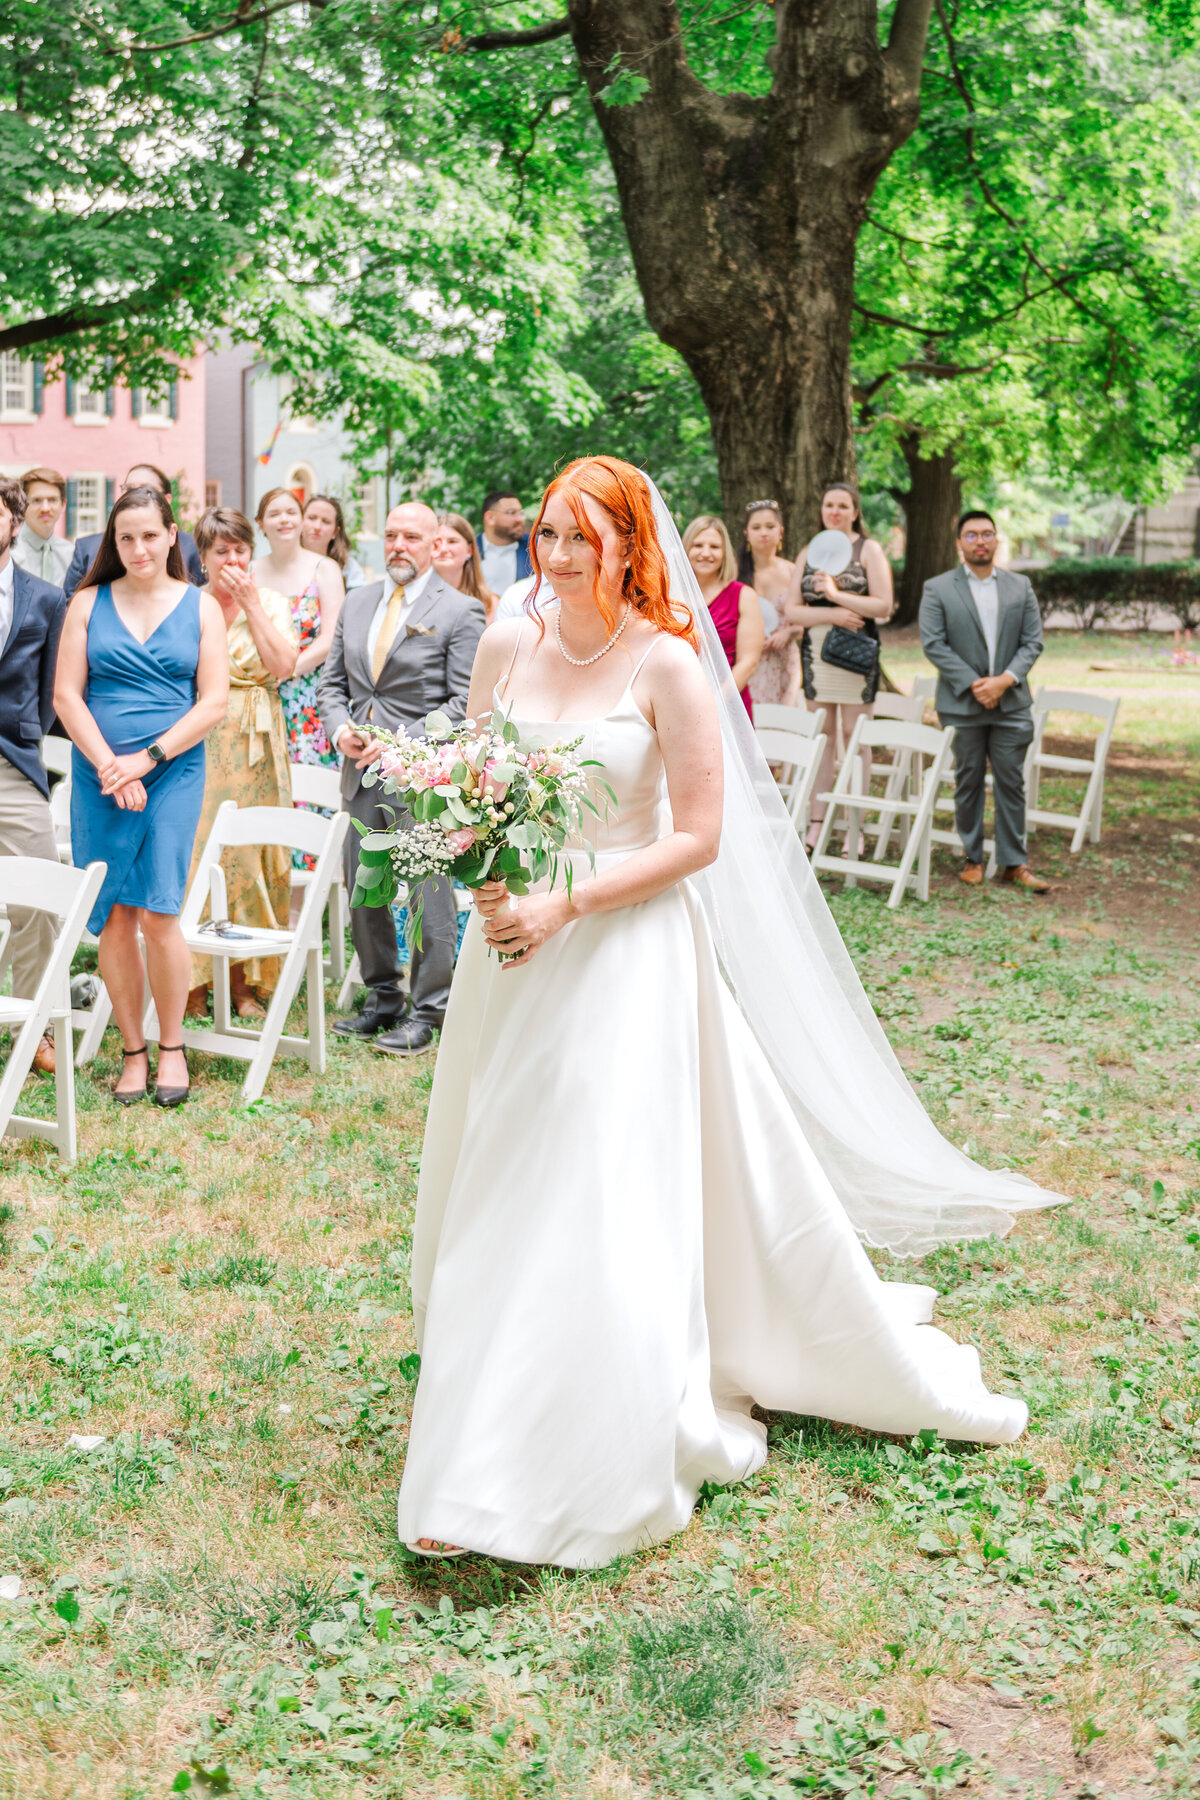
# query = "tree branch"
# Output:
<box><xmin>113</xmin><ymin>0</ymin><xmax>320</xmax><ymax>55</ymax></box>
<box><xmin>453</xmin><ymin>16</ymin><xmax>571</xmax><ymax>53</ymax></box>
<box><xmin>885</xmin><ymin>0</ymin><xmax>935</xmax><ymax>99</ymax></box>
<box><xmin>0</xmin><ymin>288</ymin><xmax>183</xmax><ymax>354</ymax></box>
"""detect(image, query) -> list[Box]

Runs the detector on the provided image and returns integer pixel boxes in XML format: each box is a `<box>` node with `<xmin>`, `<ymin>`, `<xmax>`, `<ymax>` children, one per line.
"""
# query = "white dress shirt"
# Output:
<box><xmin>480</xmin><ymin>537</ymin><xmax>518</xmax><ymax>596</ymax></box>
<box><xmin>496</xmin><ymin>574</ymin><xmax>544</xmax><ymax>619</ymax></box>
<box><xmin>365</xmin><ymin>564</ymin><xmax>434</xmax><ymax>666</ymax></box>
<box><xmin>12</xmin><ymin>522</ymin><xmax>73</xmax><ymax>587</ymax></box>
<box><xmin>0</xmin><ymin>557</ymin><xmax>15</xmax><ymax>658</ymax></box>
<box><xmin>965</xmin><ymin>568</ymin><xmax>1016</xmax><ymax>681</ymax></box>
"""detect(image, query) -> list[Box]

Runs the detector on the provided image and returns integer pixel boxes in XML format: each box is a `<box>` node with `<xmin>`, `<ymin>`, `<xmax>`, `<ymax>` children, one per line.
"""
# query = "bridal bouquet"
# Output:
<box><xmin>350</xmin><ymin>708</ymin><xmax>612</xmax><ymax>949</ymax></box>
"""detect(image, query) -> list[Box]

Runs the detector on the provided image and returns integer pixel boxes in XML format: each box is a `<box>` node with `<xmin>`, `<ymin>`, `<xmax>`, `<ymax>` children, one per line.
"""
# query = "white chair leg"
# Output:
<box><xmin>305</xmin><ymin>945</ymin><xmax>325</xmax><ymax>1074</ymax></box>
<box><xmin>336</xmin><ymin>951</ymin><xmax>362</xmax><ymax>1013</ymax></box>
<box><xmin>327</xmin><ymin>882</ymin><xmax>348</xmax><ymax>983</ymax></box>
<box><xmin>240</xmin><ymin>941</ymin><xmax>310</xmax><ymax>1103</ymax></box>
<box><xmin>51</xmin><ymin>1005</ymin><xmax>76</xmax><ymax>1162</ymax></box>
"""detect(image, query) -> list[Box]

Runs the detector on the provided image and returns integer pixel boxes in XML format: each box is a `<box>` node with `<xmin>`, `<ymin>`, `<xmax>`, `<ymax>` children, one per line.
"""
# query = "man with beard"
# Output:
<box><xmin>318</xmin><ymin>502</ymin><xmax>486</xmax><ymax>1054</ymax></box>
<box><xmin>475</xmin><ymin>490</ymin><xmax>532</xmax><ymax>598</ymax></box>
<box><xmin>920</xmin><ymin>509</ymin><xmax>1049</xmax><ymax>892</ymax></box>
<box><xmin>0</xmin><ymin>477</ymin><xmax>69</xmax><ymax>1073</ymax></box>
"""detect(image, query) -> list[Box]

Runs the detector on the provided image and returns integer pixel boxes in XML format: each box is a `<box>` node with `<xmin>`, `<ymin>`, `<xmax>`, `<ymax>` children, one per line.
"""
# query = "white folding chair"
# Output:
<box><xmin>336</xmin><ymin>881</ymin><xmax>476</xmax><ymax>1013</ymax></box>
<box><xmin>754</xmin><ymin>702</ymin><xmax>828</xmax><ymax>741</ymax></box>
<box><xmin>0</xmin><ymin>858</ymin><xmax>105</xmax><ymax>1162</ymax></box>
<box><xmin>1025</xmin><ymin>688</ymin><xmax>1120</xmax><ymax>853</ymax></box>
<box><xmin>868</xmin><ymin>693</ymin><xmax>926</xmax><ymax>857</ymax></box>
<box><xmin>909</xmin><ymin>674</ymin><xmax>938</xmax><ymax>708</ymax></box>
<box><xmin>811</xmin><ymin>719</ymin><xmax>956</xmax><ymax>909</ymax></box>
<box><xmin>164</xmin><ymin>801</ymin><xmax>350</xmax><ymax>1102</ymax></box>
<box><xmin>290</xmin><ymin>762</ymin><xmax>349</xmax><ymax>984</ymax></box>
<box><xmin>39</xmin><ymin>737</ymin><xmax>74</xmax><ymax>864</ymax></box>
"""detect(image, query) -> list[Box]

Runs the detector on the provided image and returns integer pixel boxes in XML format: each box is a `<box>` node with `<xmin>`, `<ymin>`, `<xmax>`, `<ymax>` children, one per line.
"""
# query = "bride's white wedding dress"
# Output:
<box><xmin>395</xmin><ymin>633</ymin><xmax>1030</xmax><ymax>1569</ymax></box>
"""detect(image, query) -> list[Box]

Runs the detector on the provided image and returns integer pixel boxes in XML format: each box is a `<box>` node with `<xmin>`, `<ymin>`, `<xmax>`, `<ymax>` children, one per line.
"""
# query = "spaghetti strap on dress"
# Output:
<box><xmin>71</xmin><ymin>584</ymin><xmax>206</xmax><ymax>934</ymax></box>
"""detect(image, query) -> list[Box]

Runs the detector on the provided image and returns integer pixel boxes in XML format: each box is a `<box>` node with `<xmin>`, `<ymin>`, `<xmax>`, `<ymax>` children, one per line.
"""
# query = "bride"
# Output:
<box><xmin>396</xmin><ymin>456</ymin><xmax>1062</xmax><ymax>1567</ymax></box>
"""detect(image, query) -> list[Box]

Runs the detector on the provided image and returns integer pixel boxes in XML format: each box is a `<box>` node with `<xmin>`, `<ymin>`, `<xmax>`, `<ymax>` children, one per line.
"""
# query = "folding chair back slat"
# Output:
<box><xmin>290</xmin><ymin>763</ymin><xmax>343</xmax><ymax>810</ymax></box>
<box><xmin>754</xmin><ymin>702</ymin><xmax>827</xmax><ymax>740</ymax></box>
<box><xmin>39</xmin><ymin>736</ymin><xmax>73</xmax><ymax>779</ymax></box>
<box><xmin>1026</xmin><ymin>686</ymin><xmax>1120</xmax><ymax>853</ymax></box>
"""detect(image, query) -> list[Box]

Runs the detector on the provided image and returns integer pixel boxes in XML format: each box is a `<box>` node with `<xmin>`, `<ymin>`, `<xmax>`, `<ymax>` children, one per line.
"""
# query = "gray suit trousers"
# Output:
<box><xmin>343</xmin><ymin>781</ymin><xmax>457</xmax><ymax>1024</ymax></box>
<box><xmin>942</xmin><ymin>712</ymin><xmax>1034</xmax><ymax>868</ymax></box>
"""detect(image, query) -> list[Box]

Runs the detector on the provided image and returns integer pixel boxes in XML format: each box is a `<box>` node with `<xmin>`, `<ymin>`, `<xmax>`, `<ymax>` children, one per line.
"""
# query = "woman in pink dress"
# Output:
<box><xmin>740</xmin><ymin>499</ymin><xmax>800</xmax><ymax>709</ymax></box>
<box><xmin>683</xmin><ymin>514</ymin><xmax>763</xmax><ymax>719</ymax></box>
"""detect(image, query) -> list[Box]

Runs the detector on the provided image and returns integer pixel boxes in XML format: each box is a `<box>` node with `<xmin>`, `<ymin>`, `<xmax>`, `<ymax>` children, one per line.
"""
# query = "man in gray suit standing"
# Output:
<box><xmin>919</xmin><ymin>510</ymin><xmax>1049</xmax><ymax>892</ymax></box>
<box><xmin>318</xmin><ymin>502</ymin><xmax>486</xmax><ymax>1053</ymax></box>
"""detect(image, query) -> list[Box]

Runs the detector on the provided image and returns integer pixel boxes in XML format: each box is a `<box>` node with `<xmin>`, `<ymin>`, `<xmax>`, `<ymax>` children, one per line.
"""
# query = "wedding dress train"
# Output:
<box><xmin>395</xmin><ymin>652</ymin><xmax>1029</xmax><ymax>1569</ymax></box>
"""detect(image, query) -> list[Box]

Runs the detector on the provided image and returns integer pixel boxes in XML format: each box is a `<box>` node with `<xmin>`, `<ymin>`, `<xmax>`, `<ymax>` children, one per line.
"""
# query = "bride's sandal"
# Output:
<box><xmin>406</xmin><ymin>1539</ymin><xmax>467</xmax><ymax>1560</ymax></box>
<box><xmin>112</xmin><ymin>1045</ymin><xmax>149</xmax><ymax>1107</ymax></box>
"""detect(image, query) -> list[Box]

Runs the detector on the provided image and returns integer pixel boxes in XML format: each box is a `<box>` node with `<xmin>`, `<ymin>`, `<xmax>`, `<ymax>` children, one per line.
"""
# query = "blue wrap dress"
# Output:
<box><xmin>71</xmin><ymin>584</ymin><xmax>206</xmax><ymax>934</ymax></box>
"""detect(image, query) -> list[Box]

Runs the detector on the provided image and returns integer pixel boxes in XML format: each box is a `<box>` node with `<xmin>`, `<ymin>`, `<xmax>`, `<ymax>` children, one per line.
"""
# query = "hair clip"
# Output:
<box><xmin>745</xmin><ymin>498</ymin><xmax>781</xmax><ymax>512</ymax></box>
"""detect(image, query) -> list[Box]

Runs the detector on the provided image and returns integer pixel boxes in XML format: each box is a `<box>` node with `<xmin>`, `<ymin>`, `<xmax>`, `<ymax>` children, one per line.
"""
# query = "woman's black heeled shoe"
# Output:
<box><xmin>112</xmin><ymin>1045</ymin><xmax>149</xmax><ymax>1107</ymax></box>
<box><xmin>153</xmin><ymin>1043</ymin><xmax>190</xmax><ymax>1108</ymax></box>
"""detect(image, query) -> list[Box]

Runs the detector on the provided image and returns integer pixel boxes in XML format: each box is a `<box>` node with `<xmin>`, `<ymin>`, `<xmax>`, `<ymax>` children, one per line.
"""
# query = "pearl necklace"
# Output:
<box><xmin>555</xmin><ymin>601</ymin><xmax>632</xmax><ymax>667</ymax></box>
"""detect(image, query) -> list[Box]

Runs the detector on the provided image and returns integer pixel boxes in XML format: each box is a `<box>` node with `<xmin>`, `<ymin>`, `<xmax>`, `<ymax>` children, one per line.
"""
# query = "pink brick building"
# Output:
<box><xmin>0</xmin><ymin>352</ymin><xmax>206</xmax><ymax>537</ymax></box>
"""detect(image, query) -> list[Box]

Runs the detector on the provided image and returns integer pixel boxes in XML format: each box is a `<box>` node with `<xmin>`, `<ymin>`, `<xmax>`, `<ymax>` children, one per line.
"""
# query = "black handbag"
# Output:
<box><xmin>820</xmin><ymin>623</ymin><xmax>879</xmax><ymax>678</ymax></box>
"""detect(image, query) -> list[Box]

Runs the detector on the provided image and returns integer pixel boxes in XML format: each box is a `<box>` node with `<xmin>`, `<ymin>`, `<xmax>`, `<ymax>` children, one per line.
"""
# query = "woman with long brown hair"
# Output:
<box><xmin>431</xmin><ymin>511</ymin><xmax>498</xmax><ymax>620</ymax></box>
<box><xmin>397</xmin><ymin>454</ymin><xmax>1047</xmax><ymax>1569</ymax></box>
<box><xmin>301</xmin><ymin>492</ymin><xmax>366</xmax><ymax>590</ymax></box>
<box><xmin>739</xmin><ymin>498</ymin><xmax>800</xmax><ymax>708</ymax></box>
<box><xmin>54</xmin><ymin>488</ymin><xmax>228</xmax><ymax>1106</ymax></box>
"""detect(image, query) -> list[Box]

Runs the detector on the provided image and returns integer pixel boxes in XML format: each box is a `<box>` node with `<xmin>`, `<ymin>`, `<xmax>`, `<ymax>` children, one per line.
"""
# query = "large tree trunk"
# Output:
<box><xmin>567</xmin><ymin>0</ymin><xmax>933</xmax><ymax>549</ymax></box>
<box><xmin>894</xmin><ymin>432</ymin><xmax>962</xmax><ymax>626</ymax></box>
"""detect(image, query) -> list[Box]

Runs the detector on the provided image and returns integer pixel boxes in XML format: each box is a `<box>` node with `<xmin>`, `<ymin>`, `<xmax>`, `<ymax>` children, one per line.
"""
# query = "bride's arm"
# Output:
<box><xmin>481</xmin><ymin>637</ymin><xmax>723</xmax><ymax>966</ymax></box>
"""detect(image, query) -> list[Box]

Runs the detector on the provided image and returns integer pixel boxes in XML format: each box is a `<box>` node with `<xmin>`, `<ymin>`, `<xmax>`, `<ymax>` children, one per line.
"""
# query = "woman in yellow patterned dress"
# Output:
<box><xmin>185</xmin><ymin>508</ymin><xmax>299</xmax><ymax>1020</ymax></box>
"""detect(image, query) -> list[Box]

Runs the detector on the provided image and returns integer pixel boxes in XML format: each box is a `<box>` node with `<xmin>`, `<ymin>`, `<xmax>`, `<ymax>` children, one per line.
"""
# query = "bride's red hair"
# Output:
<box><xmin>528</xmin><ymin>456</ymin><xmax>699</xmax><ymax>649</ymax></box>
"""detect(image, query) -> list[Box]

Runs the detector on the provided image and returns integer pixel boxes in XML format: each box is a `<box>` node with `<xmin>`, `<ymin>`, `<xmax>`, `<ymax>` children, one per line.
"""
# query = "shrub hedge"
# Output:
<box><xmin>1025</xmin><ymin>558</ymin><xmax>1200</xmax><ymax>630</ymax></box>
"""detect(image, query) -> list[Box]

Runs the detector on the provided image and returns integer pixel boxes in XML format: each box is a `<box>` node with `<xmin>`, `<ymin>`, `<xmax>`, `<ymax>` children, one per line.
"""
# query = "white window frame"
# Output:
<box><xmin>73</xmin><ymin>382</ymin><xmax>107</xmax><ymax>426</ymax></box>
<box><xmin>139</xmin><ymin>388</ymin><xmax>173</xmax><ymax>428</ymax></box>
<box><xmin>1</xmin><ymin>355</ymin><xmax>35</xmax><ymax>422</ymax></box>
<box><xmin>285</xmin><ymin>462</ymin><xmax>317</xmax><ymax>505</ymax></box>
<box><xmin>73</xmin><ymin>472</ymin><xmax>106</xmax><ymax>537</ymax></box>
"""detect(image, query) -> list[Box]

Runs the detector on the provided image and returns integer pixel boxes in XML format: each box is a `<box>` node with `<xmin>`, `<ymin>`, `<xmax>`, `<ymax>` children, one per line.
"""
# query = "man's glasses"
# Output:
<box><xmin>961</xmin><ymin>531</ymin><xmax>996</xmax><ymax>544</ymax></box>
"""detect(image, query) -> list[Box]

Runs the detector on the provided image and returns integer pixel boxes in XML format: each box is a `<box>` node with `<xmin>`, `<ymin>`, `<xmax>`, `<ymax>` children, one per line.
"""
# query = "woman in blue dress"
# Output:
<box><xmin>54</xmin><ymin>487</ymin><xmax>228</xmax><ymax>1106</ymax></box>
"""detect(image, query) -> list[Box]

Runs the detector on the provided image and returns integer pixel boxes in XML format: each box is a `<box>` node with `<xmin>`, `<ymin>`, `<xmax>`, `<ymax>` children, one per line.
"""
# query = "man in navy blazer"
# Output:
<box><xmin>62</xmin><ymin>460</ymin><xmax>204</xmax><ymax>598</ymax></box>
<box><xmin>0</xmin><ymin>477</ymin><xmax>69</xmax><ymax>1072</ymax></box>
<box><xmin>475</xmin><ymin>489</ymin><xmax>532</xmax><ymax>596</ymax></box>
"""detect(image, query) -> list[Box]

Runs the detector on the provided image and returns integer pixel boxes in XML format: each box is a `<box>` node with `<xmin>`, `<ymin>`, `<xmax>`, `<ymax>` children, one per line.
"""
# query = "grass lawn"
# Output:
<box><xmin>1</xmin><ymin>631</ymin><xmax>1198</xmax><ymax>1799</ymax></box>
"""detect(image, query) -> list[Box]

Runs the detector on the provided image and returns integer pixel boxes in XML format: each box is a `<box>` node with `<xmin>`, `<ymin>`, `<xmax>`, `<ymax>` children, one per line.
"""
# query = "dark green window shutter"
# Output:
<box><xmin>105</xmin><ymin>479</ymin><xmax>117</xmax><ymax>513</ymax></box>
<box><xmin>104</xmin><ymin>361</ymin><xmax>115</xmax><ymax>416</ymax></box>
<box><xmin>66</xmin><ymin>375</ymin><xmax>76</xmax><ymax>415</ymax></box>
<box><xmin>65</xmin><ymin>479</ymin><xmax>78</xmax><ymax>538</ymax></box>
<box><xmin>131</xmin><ymin>388</ymin><xmax>143</xmax><ymax>419</ymax></box>
<box><xmin>168</xmin><ymin>380</ymin><xmax>179</xmax><ymax>420</ymax></box>
<box><xmin>32</xmin><ymin>361</ymin><xmax>45</xmax><ymax>414</ymax></box>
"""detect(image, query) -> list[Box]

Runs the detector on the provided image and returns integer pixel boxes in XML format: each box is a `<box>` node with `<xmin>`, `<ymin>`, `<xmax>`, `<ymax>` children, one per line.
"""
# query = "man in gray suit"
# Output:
<box><xmin>318</xmin><ymin>502</ymin><xmax>486</xmax><ymax>1053</ymax></box>
<box><xmin>919</xmin><ymin>510</ymin><xmax>1049</xmax><ymax>892</ymax></box>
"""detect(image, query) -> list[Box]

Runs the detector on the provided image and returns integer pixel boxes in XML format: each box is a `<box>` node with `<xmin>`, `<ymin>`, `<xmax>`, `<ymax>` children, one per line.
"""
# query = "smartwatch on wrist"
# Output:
<box><xmin>146</xmin><ymin>742</ymin><xmax>167</xmax><ymax>764</ymax></box>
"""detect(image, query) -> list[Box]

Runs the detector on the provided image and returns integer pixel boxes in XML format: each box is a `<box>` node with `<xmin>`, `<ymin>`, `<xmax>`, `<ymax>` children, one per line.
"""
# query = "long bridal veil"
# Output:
<box><xmin>644</xmin><ymin>476</ymin><xmax>1066</xmax><ymax>1256</ymax></box>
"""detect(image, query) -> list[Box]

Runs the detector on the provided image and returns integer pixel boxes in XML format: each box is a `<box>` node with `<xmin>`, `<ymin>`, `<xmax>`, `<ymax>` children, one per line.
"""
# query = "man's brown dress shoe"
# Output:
<box><xmin>958</xmin><ymin>862</ymin><xmax>984</xmax><ymax>886</ymax></box>
<box><xmin>1000</xmin><ymin>864</ymin><xmax>1050</xmax><ymax>893</ymax></box>
<box><xmin>33</xmin><ymin>1033</ymin><xmax>55</xmax><ymax>1075</ymax></box>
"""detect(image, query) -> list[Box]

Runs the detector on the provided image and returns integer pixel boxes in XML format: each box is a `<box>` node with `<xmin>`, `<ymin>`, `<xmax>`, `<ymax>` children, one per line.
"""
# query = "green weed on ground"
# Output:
<box><xmin>0</xmin><ymin>636</ymin><xmax>1197</xmax><ymax>1797</ymax></box>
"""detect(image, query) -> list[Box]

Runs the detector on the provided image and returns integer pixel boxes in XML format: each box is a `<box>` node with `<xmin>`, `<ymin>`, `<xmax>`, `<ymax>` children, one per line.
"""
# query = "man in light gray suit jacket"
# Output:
<box><xmin>318</xmin><ymin>502</ymin><xmax>486</xmax><ymax>1053</ymax></box>
<box><xmin>919</xmin><ymin>510</ymin><xmax>1049</xmax><ymax>892</ymax></box>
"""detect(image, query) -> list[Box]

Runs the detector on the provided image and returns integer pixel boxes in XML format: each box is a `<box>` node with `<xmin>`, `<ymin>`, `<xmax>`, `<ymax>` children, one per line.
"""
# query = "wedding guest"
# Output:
<box><xmin>783</xmin><ymin>483</ymin><xmax>893</xmax><ymax>848</ymax></box>
<box><xmin>476</xmin><ymin>490</ymin><xmax>532</xmax><ymax>598</ymax></box>
<box><xmin>54</xmin><ymin>488</ymin><xmax>228</xmax><ymax>1106</ymax></box>
<box><xmin>920</xmin><ymin>510</ymin><xmax>1049</xmax><ymax>891</ymax></box>
<box><xmin>253</xmin><ymin>487</ymin><xmax>344</xmax><ymax>771</ymax></box>
<box><xmin>0</xmin><ymin>477</ymin><xmax>67</xmax><ymax>1076</ymax></box>
<box><xmin>739</xmin><ymin>498</ymin><xmax>800</xmax><ymax>709</ymax></box>
<box><xmin>63</xmin><ymin>463</ymin><xmax>204</xmax><ymax>597</ymax></box>
<box><xmin>301</xmin><ymin>493</ymin><xmax>366</xmax><ymax>591</ymax></box>
<box><xmin>184</xmin><ymin>508</ymin><xmax>299</xmax><ymax>1021</ymax></box>
<box><xmin>495</xmin><ymin>573</ymin><xmax>545</xmax><ymax>619</ymax></box>
<box><xmin>317</xmin><ymin>502</ymin><xmax>485</xmax><ymax>1055</ymax></box>
<box><xmin>13</xmin><ymin>468</ymin><xmax>73</xmax><ymax>586</ymax></box>
<box><xmin>683</xmin><ymin>514</ymin><xmax>764</xmax><ymax>719</ymax></box>
<box><xmin>433</xmin><ymin>512</ymin><xmax>498</xmax><ymax>622</ymax></box>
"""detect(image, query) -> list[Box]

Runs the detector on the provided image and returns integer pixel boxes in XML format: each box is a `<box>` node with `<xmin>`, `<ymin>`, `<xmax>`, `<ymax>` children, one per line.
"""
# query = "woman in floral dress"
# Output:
<box><xmin>252</xmin><ymin>487</ymin><xmax>344</xmax><ymax>768</ymax></box>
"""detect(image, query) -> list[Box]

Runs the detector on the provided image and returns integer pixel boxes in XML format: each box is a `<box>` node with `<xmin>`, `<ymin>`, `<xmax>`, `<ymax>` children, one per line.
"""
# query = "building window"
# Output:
<box><xmin>1</xmin><ymin>354</ymin><xmax>34</xmax><ymax>418</ymax></box>
<box><xmin>132</xmin><ymin>379</ymin><xmax>178</xmax><ymax>427</ymax></box>
<box><xmin>358</xmin><ymin>480</ymin><xmax>378</xmax><ymax>538</ymax></box>
<box><xmin>279</xmin><ymin>373</ymin><xmax>315</xmax><ymax>432</ymax></box>
<box><xmin>73</xmin><ymin>474</ymin><xmax>105</xmax><ymax>537</ymax></box>
<box><xmin>205</xmin><ymin>480</ymin><xmax>222</xmax><ymax>510</ymax></box>
<box><xmin>73</xmin><ymin>382</ymin><xmax>107</xmax><ymax>424</ymax></box>
<box><xmin>286</xmin><ymin>462</ymin><xmax>316</xmax><ymax>506</ymax></box>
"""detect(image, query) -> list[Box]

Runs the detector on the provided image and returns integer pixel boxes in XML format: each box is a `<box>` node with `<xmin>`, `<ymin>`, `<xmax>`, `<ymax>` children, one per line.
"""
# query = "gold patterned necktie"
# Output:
<box><xmin>371</xmin><ymin>583</ymin><xmax>406</xmax><ymax>682</ymax></box>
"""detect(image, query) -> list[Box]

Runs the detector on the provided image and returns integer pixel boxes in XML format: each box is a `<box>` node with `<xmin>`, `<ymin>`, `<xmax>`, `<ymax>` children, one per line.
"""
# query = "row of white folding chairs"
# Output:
<box><xmin>753</xmin><ymin>704</ymin><xmax>827</xmax><ymax>837</ymax></box>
